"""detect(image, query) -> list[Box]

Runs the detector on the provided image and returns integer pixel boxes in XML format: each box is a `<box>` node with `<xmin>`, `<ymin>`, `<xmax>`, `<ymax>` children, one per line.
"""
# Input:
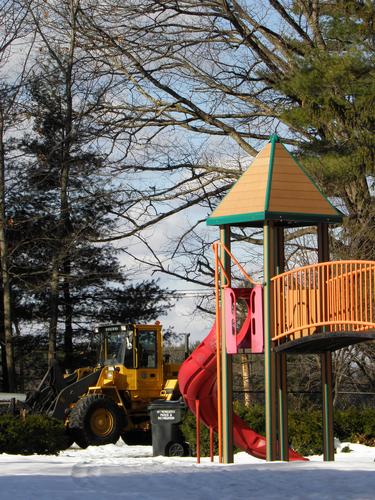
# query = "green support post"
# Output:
<box><xmin>264</xmin><ymin>222</ymin><xmax>277</xmax><ymax>461</ymax></box>
<box><xmin>276</xmin><ymin>351</ymin><xmax>289</xmax><ymax>460</ymax></box>
<box><xmin>275</xmin><ymin>227</ymin><xmax>288</xmax><ymax>460</ymax></box>
<box><xmin>220</xmin><ymin>225</ymin><xmax>234</xmax><ymax>463</ymax></box>
<box><xmin>321</xmin><ymin>352</ymin><xmax>334</xmax><ymax>461</ymax></box>
<box><xmin>318</xmin><ymin>223</ymin><xmax>335</xmax><ymax>461</ymax></box>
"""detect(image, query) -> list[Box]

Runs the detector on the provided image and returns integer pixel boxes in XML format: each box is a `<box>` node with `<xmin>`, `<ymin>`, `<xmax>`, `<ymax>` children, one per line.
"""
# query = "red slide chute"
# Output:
<box><xmin>178</xmin><ymin>324</ymin><xmax>306</xmax><ymax>461</ymax></box>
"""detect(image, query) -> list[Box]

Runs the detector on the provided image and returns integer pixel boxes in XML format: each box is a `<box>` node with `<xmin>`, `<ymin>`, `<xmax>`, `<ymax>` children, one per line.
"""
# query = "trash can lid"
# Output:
<box><xmin>148</xmin><ymin>399</ymin><xmax>186</xmax><ymax>411</ymax></box>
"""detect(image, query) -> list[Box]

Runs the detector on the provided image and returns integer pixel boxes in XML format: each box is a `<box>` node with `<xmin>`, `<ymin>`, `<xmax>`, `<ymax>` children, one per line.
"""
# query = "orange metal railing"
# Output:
<box><xmin>271</xmin><ymin>260</ymin><xmax>375</xmax><ymax>346</ymax></box>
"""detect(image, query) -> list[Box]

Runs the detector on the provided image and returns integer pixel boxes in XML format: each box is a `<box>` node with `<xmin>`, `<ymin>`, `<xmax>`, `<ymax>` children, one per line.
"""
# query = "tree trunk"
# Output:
<box><xmin>60</xmin><ymin>4</ymin><xmax>75</xmax><ymax>362</ymax></box>
<box><xmin>0</xmin><ymin>109</ymin><xmax>15</xmax><ymax>390</ymax></box>
<box><xmin>63</xmin><ymin>258</ymin><xmax>73</xmax><ymax>358</ymax></box>
<box><xmin>241</xmin><ymin>354</ymin><xmax>251</xmax><ymax>407</ymax></box>
<box><xmin>48</xmin><ymin>260</ymin><xmax>59</xmax><ymax>366</ymax></box>
<box><xmin>2</xmin><ymin>272</ymin><xmax>15</xmax><ymax>390</ymax></box>
<box><xmin>343</xmin><ymin>176</ymin><xmax>374</xmax><ymax>260</ymax></box>
<box><xmin>13</xmin><ymin>319</ymin><xmax>24</xmax><ymax>392</ymax></box>
<box><xmin>0</xmin><ymin>335</ymin><xmax>8</xmax><ymax>391</ymax></box>
<box><xmin>0</xmin><ymin>269</ymin><xmax>8</xmax><ymax>391</ymax></box>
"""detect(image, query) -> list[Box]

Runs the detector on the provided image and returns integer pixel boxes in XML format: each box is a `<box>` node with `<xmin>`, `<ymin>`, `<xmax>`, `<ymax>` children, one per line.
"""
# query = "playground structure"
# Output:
<box><xmin>178</xmin><ymin>134</ymin><xmax>375</xmax><ymax>463</ymax></box>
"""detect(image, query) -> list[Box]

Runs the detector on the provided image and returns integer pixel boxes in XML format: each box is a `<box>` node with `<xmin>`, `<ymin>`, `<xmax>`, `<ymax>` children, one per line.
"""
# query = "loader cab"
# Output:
<box><xmin>96</xmin><ymin>324</ymin><xmax>130</xmax><ymax>366</ymax></box>
<box><xmin>96</xmin><ymin>323</ymin><xmax>163</xmax><ymax>371</ymax></box>
<box><xmin>95</xmin><ymin>322</ymin><xmax>165</xmax><ymax>397</ymax></box>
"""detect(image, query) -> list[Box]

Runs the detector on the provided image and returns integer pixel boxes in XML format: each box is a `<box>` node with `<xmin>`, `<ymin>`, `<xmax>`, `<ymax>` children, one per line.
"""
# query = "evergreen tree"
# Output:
<box><xmin>7</xmin><ymin>58</ymin><xmax>173</xmax><ymax>375</ymax></box>
<box><xmin>272</xmin><ymin>1</ymin><xmax>374</xmax><ymax>258</ymax></box>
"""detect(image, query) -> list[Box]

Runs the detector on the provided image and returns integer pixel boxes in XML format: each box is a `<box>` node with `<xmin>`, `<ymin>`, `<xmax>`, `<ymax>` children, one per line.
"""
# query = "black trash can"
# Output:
<box><xmin>148</xmin><ymin>399</ymin><xmax>189</xmax><ymax>457</ymax></box>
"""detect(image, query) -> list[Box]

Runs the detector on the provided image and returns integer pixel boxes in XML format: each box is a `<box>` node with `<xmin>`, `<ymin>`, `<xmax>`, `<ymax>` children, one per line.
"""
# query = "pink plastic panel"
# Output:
<box><xmin>225</xmin><ymin>288</ymin><xmax>237</xmax><ymax>354</ymax></box>
<box><xmin>251</xmin><ymin>285</ymin><xmax>264</xmax><ymax>353</ymax></box>
<box><xmin>224</xmin><ymin>286</ymin><xmax>264</xmax><ymax>354</ymax></box>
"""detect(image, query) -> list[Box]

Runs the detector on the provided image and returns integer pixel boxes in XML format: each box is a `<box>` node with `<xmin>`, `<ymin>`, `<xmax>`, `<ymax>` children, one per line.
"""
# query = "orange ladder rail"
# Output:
<box><xmin>212</xmin><ymin>241</ymin><xmax>260</xmax><ymax>462</ymax></box>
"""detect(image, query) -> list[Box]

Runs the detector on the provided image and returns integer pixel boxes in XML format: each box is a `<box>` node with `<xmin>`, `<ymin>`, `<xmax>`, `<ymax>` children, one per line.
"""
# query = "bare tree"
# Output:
<box><xmin>72</xmin><ymin>2</ymin><xmax>374</xmax><ymax>408</ymax></box>
<box><xmin>25</xmin><ymin>0</ymin><xmax>126</xmax><ymax>365</ymax></box>
<box><xmin>0</xmin><ymin>0</ymin><xmax>32</xmax><ymax>390</ymax></box>
<box><xmin>67</xmin><ymin>1</ymin><xmax>373</xmax><ymax>281</ymax></box>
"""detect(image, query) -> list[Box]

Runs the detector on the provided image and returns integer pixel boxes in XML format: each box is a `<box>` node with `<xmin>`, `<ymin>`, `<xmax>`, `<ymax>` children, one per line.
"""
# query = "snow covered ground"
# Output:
<box><xmin>0</xmin><ymin>441</ymin><xmax>373</xmax><ymax>500</ymax></box>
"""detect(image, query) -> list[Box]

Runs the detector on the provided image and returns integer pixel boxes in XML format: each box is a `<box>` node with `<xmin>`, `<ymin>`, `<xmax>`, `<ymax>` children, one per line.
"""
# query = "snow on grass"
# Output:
<box><xmin>0</xmin><ymin>441</ymin><xmax>373</xmax><ymax>500</ymax></box>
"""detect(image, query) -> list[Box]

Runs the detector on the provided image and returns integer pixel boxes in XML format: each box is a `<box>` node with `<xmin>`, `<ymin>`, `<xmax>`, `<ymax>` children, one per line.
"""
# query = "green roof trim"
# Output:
<box><xmin>265</xmin><ymin>134</ymin><xmax>278</xmax><ymax>211</ymax></box>
<box><xmin>206</xmin><ymin>210</ymin><xmax>343</xmax><ymax>226</ymax></box>
<box><xmin>267</xmin><ymin>211</ymin><xmax>343</xmax><ymax>223</ymax></box>
<box><xmin>280</xmin><ymin>142</ymin><xmax>343</xmax><ymax>217</ymax></box>
<box><xmin>207</xmin><ymin>211</ymin><xmax>267</xmax><ymax>225</ymax></box>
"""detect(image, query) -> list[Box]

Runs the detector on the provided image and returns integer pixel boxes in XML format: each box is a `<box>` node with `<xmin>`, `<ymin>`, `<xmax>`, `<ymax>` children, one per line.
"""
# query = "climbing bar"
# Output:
<box><xmin>211</xmin><ymin>241</ymin><xmax>261</xmax><ymax>286</ymax></box>
<box><xmin>212</xmin><ymin>240</ymin><xmax>261</xmax><ymax>463</ymax></box>
<box><xmin>213</xmin><ymin>242</ymin><xmax>223</xmax><ymax>463</ymax></box>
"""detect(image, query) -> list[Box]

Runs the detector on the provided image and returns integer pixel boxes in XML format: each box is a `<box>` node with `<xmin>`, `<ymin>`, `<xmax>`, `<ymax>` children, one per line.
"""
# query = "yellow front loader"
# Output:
<box><xmin>25</xmin><ymin>323</ymin><xmax>182</xmax><ymax>449</ymax></box>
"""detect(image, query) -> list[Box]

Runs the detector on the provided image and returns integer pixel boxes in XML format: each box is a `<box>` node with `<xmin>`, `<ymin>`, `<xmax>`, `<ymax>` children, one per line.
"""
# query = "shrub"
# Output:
<box><xmin>233</xmin><ymin>402</ymin><xmax>265</xmax><ymax>436</ymax></box>
<box><xmin>288</xmin><ymin>409</ymin><xmax>323</xmax><ymax>456</ymax></box>
<box><xmin>341</xmin><ymin>445</ymin><xmax>352</xmax><ymax>453</ymax></box>
<box><xmin>334</xmin><ymin>408</ymin><xmax>375</xmax><ymax>446</ymax></box>
<box><xmin>351</xmin><ymin>434</ymin><xmax>375</xmax><ymax>447</ymax></box>
<box><xmin>180</xmin><ymin>404</ymin><xmax>265</xmax><ymax>457</ymax></box>
<box><xmin>180</xmin><ymin>404</ymin><xmax>375</xmax><ymax>458</ymax></box>
<box><xmin>0</xmin><ymin>414</ymin><xmax>71</xmax><ymax>455</ymax></box>
<box><xmin>181</xmin><ymin>411</ymin><xmax>217</xmax><ymax>457</ymax></box>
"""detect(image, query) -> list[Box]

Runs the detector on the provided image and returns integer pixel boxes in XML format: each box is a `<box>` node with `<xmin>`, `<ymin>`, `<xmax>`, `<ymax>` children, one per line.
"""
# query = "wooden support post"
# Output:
<box><xmin>264</xmin><ymin>222</ymin><xmax>277</xmax><ymax>461</ymax></box>
<box><xmin>321</xmin><ymin>352</ymin><xmax>334</xmax><ymax>461</ymax></box>
<box><xmin>318</xmin><ymin>223</ymin><xmax>335</xmax><ymax>461</ymax></box>
<box><xmin>277</xmin><ymin>352</ymin><xmax>289</xmax><ymax>460</ymax></box>
<box><xmin>220</xmin><ymin>225</ymin><xmax>234</xmax><ymax>464</ymax></box>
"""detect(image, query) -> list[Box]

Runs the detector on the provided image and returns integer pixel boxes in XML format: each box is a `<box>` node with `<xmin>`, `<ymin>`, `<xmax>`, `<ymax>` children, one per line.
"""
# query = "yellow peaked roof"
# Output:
<box><xmin>207</xmin><ymin>135</ymin><xmax>343</xmax><ymax>227</ymax></box>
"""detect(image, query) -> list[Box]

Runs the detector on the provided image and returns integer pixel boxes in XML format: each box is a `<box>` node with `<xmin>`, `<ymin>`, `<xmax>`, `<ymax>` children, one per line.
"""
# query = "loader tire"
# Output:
<box><xmin>68</xmin><ymin>395</ymin><xmax>125</xmax><ymax>448</ymax></box>
<box><xmin>63</xmin><ymin>431</ymin><xmax>75</xmax><ymax>449</ymax></box>
<box><xmin>121</xmin><ymin>430</ymin><xmax>152</xmax><ymax>446</ymax></box>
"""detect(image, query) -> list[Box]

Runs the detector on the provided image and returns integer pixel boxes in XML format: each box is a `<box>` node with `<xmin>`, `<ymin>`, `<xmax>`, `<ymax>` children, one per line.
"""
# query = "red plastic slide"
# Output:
<box><xmin>178</xmin><ymin>324</ymin><xmax>306</xmax><ymax>461</ymax></box>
